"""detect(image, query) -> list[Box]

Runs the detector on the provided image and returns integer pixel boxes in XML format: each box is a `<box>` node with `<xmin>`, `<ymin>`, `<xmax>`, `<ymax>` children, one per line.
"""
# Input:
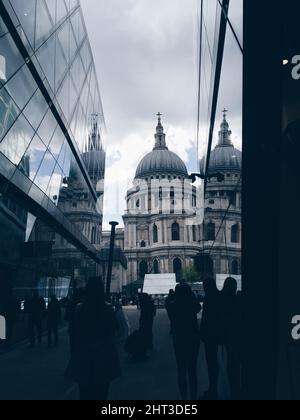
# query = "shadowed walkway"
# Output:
<box><xmin>0</xmin><ymin>308</ymin><xmax>229</xmax><ymax>400</ymax></box>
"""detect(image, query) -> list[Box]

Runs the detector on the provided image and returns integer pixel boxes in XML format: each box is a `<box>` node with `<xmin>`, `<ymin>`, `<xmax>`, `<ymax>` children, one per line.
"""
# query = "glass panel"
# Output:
<box><xmin>35</xmin><ymin>33</ymin><xmax>55</xmax><ymax>90</ymax></box>
<box><xmin>89</xmin><ymin>67</ymin><xmax>97</xmax><ymax>103</ymax></box>
<box><xmin>37</xmin><ymin>108</ymin><xmax>58</xmax><ymax>147</ymax></box>
<box><xmin>0</xmin><ymin>16</ymin><xmax>8</xmax><ymax>38</ymax></box>
<box><xmin>56</xmin><ymin>0</ymin><xmax>67</xmax><ymax>23</ymax></box>
<box><xmin>35</xmin><ymin>0</ymin><xmax>53</xmax><ymax>49</ymax></box>
<box><xmin>56</xmin><ymin>75</ymin><xmax>70</xmax><ymax>121</ymax></box>
<box><xmin>67</xmin><ymin>0</ymin><xmax>79</xmax><ymax>12</ymax></box>
<box><xmin>80</xmin><ymin>38</ymin><xmax>92</xmax><ymax>72</ymax></box>
<box><xmin>34</xmin><ymin>150</ymin><xmax>56</xmax><ymax>193</ymax></box>
<box><xmin>71</xmin><ymin>103</ymin><xmax>85</xmax><ymax>152</ymax></box>
<box><xmin>0</xmin><ymin>86</ymin><xmax>20</xmax><ymax>141</ymax></box>
<box><xmin>71</xmin><ymin>9</ymin><xmax>85</xmax><ymax>47</ymax></box>
<box><xmin>0</xmin><ymin>32</ymin><xmax>25</xmax><ymax>83</ymax></box>
<box><xmin>60</xmin><ymin>141</ymin><xmax>71</xmax><ymax>176</ymax></box>
<box><xmin>70</xmin><ymin>52</ymin><xmax>85</xmax><ymax>93</ymax></box>
<box><xmin>69</xmin><ymin>99</ymin><xmax>79</xmax><ymax>138</ymax></box>
<box><xmin>46</xmin><ymin>163</ymin><xmax>63</xmax><ymax>204</ymax></box>
<box><xmin>4</xmin><ymin>63</ymin><xmax>37</xmax><ymax>110</ymax></box>
<box><xmin>228</xmin><ymin>0</ymin><xmax>243</xmax><ymax>48</ymax></box>
<box><xmin>0</xmin><ymin>113</ymin><xmax>34</xmax><ymax>165</ymax></box>
<box><xmin>21</xmin><ymin>134</ymin><xmax>47</xmax><ymax>181</ymax></box>
<box><xmin>9</xmin><ymin>0</ymin><xmax>36</xmax><ymax>48</ymax></box>
<box><xmin>55</xmin><ymin>34</ymin><xmax>68</xmax><ymax>92</ymax></box>
<box><xmin>79</xmin><ymin>77</ymin><xmax>89</xmax><ymax>113</ymax></box>
<box><xmin>69</xmin><ymin>74</ymin><xmax>79</xmax><ymax>118</ymax></box>
<box><xmin>45</xmin><ymin>0</ymin><xmax>57</xmax><ymax>24</ymax></box>
<box><xmin>22</xmin><ymin>88</ymin><xmax>48</xmax><ymax>130</ymax></box>
<box><xmin>57</xmin><ymin>139</ymin><xmax>71</xmax><ymax>177</ymax></box>
<box><xmin>48</xmin><ymin>125</ymin><xmax>64</xmax><ymax>158</ymax></box>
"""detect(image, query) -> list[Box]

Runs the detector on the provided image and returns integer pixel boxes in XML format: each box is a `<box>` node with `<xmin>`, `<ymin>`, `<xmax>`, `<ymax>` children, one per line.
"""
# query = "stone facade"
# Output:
<box><xmin>110</xmin><ymin>112</ymin><xmax>242</xmax><ymax>290</ymax></box>
<box><xmin>122</xmin><ymin>116</ymin><xmax>202</xmax><ymax>284</ymax></box>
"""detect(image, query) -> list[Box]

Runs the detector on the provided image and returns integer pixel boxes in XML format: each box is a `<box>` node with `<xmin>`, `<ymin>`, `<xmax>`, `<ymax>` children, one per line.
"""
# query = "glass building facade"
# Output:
<box><xmin>0</xmin><ymin>0</ymin><xmax>106</xmax><ymax>315</ymax></box>
<box><xmin>195</xmin><ymin>0</ymin><xmax>243</xmax><ymax>281</ymax></box>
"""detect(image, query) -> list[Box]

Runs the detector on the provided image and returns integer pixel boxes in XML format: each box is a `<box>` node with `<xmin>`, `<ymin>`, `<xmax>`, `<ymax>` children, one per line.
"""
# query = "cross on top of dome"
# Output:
<box><xmin>219</xmin><ymin>109</ymin><xmax>232</xmax><ymax>146</ymax></box>
<box><xmin>154</xmin><ymin>112</ymin><xmax>167</xmax><ymax>149</ymax></box>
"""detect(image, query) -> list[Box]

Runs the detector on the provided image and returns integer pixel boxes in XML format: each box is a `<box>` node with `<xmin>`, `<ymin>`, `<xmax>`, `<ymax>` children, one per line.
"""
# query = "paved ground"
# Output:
<box><xmin>0</xmin><ymin>308</ymin><xmax>229</xmax><ymax>400</ymax></box>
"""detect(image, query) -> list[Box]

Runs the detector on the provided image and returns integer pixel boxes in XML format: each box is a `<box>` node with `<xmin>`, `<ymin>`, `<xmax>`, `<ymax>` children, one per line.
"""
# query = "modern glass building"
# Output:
<box><xmin>195</xmin><ymin>0</ymin><xmax>243</xmax><ymax>281</ymax></box>
<box><xmin>0</xmin><ymin>0</ymin><xmax>106</xmax><ymax>309</ymax></box>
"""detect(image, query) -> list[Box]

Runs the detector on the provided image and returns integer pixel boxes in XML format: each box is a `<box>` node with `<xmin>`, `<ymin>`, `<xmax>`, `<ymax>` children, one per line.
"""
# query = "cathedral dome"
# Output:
<box><xmin>202</xmin><ymin>111</ymin><xmax>242</xmax><ymax>174</ymax></box>
<box><xmin>208</xmin><ymin>145</ymin><xmax>242</xmax><ymax>173</ymax></box>
<box><xmin>135</xmin><ymin>114</ymin><xmax>188</xmax><ymax>179</ymax></box>
<box><xmin>135</xmin><ymin>149</ymin><xmax>188</xmax><ymax>179</ymax></box>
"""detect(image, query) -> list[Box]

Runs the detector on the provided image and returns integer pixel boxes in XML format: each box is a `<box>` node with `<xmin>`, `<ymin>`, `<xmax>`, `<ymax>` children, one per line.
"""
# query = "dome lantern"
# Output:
<box><xmin>135</xmin><ymin>114</ymin><xmax>188</xmax><ymax>179</ymax></box>
<box><xmin>154</xmin><ymin>112</ymin><xmax>168</xmax><ymax>150</ymax></box>
<box><xmin>200</xmin><ymin>111</ymin><xmax>242</xmax><ymax>175</ymax></box>
<box><xmin>218</xmin><ymin>108</ymin><xmax>232</xmax><ymax>147</ymax></box>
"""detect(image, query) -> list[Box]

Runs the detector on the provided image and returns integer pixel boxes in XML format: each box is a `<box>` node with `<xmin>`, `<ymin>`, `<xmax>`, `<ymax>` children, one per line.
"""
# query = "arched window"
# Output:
<box><xmin>172</xmin><ymin>222</ymin><xmax>180</xmax><ymax>241</ymax></box>
<box><xmin>153</xmin><ymin>224</ymin><xmax>158</xmax><ymax>243</ymax></box>
<box><xmin>91</xmin><ymin>226</ymin><xmax>96</xmax><ymax>244</ymax></box>
<box><xmin>139</xmin><ymin>261</ymin><xmax>148</xmax><ymax>280</ymax></box>
<box><xmin>141</xmin><ymin>240</ymin><xmax>146</xmax><ymax>248</ymax></box>
<box><xmin>207</xmin><ymin>222</ymin><xmax>216</xmax><ymax>241</ymax></box>
<box><xmin>231</xmin><ymin>223</ymin><xmax>240</xmax><ymax>243</ymax></box>
<box><xmin>232</xmin><ymin>260</ymin><xmax>239</xmax><ymax>275</ymax></box>
<box><xmin>173</xmin><ymin>258</ymin><xmax>182</xmax><ymax>280</ymax></box>
<box><xmin>153</xmin><ymin>259</ymin><xmax>160</xmax><ymax>274</ymax></box>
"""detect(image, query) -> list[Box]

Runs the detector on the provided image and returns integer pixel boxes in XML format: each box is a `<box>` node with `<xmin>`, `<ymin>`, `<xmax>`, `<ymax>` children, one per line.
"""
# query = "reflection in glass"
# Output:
<box><xmin>23</xmin><ymin>134</ymin><xmax>47</xmax><ymax>182</ymax></box>
<box><xmin>0</xmin><ymin>113</ymin><xmax>34</xmax><ymax>166</ymax></box>
<box><xmin>0</xmin><ymin>0</ymin><xmax>105</xmax><ymax>324</ymax></box>
<box><xmin>35</xmin><ymin>0</ymin><xmax>53</xmax><ymax>49</ymax></box>
<box><xmin>0</xmin><ymin>32</ymin><xmax>24</xmax><ymax>82</ymax></box>
<box><xmin>4</xmin><ymin>63</ymin><xmax>37</xmax><ymax>110</ymax></box>
<box><xmin>22</xmin><ymin>88</ymin><xmax>49</xmax><ymax>130</ymax></box>
<box><xmin>0</xmin><ymin>87</ymin><xmax>20</xmax><ymax>141</ymax></box>
<box><xmin>9</xmin><ymin>0</ymin><xmax>36</xmax><ymax>48</ymax></box>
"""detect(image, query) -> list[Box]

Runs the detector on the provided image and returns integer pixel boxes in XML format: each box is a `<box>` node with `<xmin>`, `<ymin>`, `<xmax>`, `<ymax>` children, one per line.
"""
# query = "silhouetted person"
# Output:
<box><xmin>25</xmin><ymin>291</ymin><xmax>46</xmax><ymax>347</ymax></box>
<box><xmin>47</xmin><ymin>295</ymin><xmax>61</xmax><ymax>348</ymax></box>
<box><xmin>221</xmin><ymin>277</ymin><xmax>242</xmax><ymax>400</ymax></box>
<box><xmin>200</xmin><ymin>277</ymin><xmax>222</xmax><ymax>400</ymax></box>
<box><xmin>65</xmin><ymin>289</ymin><xmax>84</xmax><ymax>354</ymax></box>
<box><xmin>67</xmin><ymin>278</ymin><xmax>121</xmax><ymax>401</ymax></box>
<box><xmin>139</xmin><ymin>293</ymin><xmax>156</xmax><ymax>352</ymax></box>
<box><xmin>169</xmin><ymin>283</ymin><xmax>201</xmax><ymax>400</ymax></box>
<box><xmin>165</xmin><ymin>289</ymin><xmax>175</xmax><ymax>334</ymax></box>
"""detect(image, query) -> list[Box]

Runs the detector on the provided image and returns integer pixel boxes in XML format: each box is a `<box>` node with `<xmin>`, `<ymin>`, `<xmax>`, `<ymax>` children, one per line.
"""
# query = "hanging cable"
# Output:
<box><xmin>196</xmin><ymin>0</ymin><xmax>204</xmax><ymax>165</ymax></box>
<box><xmin>217</xmin><ymin>0</ymin><xmax>243</xmax><ymax>55</ymax></box>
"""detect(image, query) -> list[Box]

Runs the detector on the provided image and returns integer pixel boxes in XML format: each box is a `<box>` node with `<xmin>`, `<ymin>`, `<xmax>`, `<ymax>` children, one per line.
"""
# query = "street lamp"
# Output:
<box><xmin>106</xmin><ymin>221</ymin><xmax>119</xmax><ymax>301</ymax></box>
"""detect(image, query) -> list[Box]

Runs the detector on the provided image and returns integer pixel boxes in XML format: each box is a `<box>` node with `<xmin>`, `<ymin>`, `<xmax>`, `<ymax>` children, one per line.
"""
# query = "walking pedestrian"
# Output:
<box><xmin>67</xmin><ymin>277</ymin><xmax>121</xmax><ymax>401</ymax></box>
<box><xmin>47</xmin><ymin>295</ymin><xmax>61</xmax><ymax>348</ymax></box>
<box><xmin>165</xmin><ymin>289</ymin><xmax>175</xmax><ymax>334</ymax></box>
<box><xmin>169</xmin><ymin>283</ymin><xmax>202</xmax><ymax>400</ymax></box>
<box><xmin>139</xmin><ymin>293</ymin><xmax>156</xmax><ymax>352</ymax></box>
<box><xmin>221</xmin><ymin>277</ymin><xmax>242</xmax><ymax>400</ymax></box>
<box><xmin>200</xmin><ymin>277</ymin><xmax>222</xmax><ymax>400</ymax></box>
<box><xmin>25</xmin><ymin>291</ymin><xmax>46</xmax><ymax>347</ymax></box>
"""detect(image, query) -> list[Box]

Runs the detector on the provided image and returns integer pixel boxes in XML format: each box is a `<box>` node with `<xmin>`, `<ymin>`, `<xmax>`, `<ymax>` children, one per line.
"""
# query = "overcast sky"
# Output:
<box><xmin>81</xmin><ymin>0</ymin><xmax>243</xmax><ymax>229</ymax></box>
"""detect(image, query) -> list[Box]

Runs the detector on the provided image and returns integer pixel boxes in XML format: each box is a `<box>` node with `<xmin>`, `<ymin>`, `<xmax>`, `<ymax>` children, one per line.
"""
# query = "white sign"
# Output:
<box><xmin>216</xmin><ymin>274</ymin><xmax>242</xmax><ymax>292</ymax></box>
<box><xmin>0</xmin><ymin>315</ymin><xmax>6</xmax><ymax>340</ymax></box>
<box><xmin>143</xmin><ymin>273</ymin><xmax>177</xmax><ymax>295</ymax></box>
